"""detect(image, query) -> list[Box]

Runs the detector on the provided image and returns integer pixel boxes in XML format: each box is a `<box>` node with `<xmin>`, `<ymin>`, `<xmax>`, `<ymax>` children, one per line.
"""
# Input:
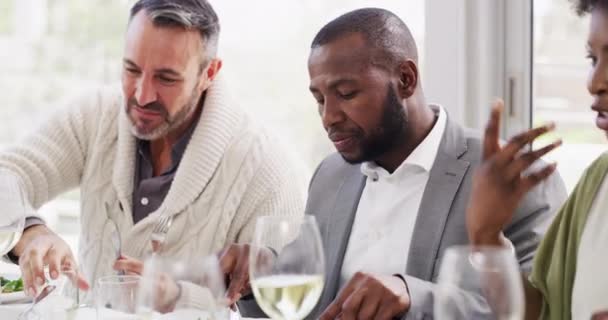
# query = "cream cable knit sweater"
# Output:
<box><xmin>0</xmin><ymin>76</ymin><xmax>306</xmax><ymax>306</ymax></box>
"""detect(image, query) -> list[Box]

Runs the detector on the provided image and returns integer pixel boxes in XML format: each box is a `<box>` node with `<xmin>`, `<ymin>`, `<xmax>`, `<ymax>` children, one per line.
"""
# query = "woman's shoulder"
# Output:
<box><xmin>589</xmin><ymin>152</ymin><xmax>608</xmax><ymax>170</ymax></box>
<box><xmin>578</xmin><ymin>152</ymin><xmax>608</xmax><ymax>189</ymax></box>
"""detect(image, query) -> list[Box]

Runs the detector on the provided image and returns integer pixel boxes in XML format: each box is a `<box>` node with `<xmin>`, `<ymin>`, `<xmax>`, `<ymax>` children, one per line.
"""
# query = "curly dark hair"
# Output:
<box><xmin>571</xmin><ymin>0</ymin><xmax>608</xmax><ymax>16</ymax></box>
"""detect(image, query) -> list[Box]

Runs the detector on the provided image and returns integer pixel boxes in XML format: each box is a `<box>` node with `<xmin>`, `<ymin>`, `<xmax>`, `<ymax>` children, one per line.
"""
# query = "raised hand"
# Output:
<box><xmin>467</xmin><ymin>100</ymin><xmax>562</xmax><ymax>246</ymax></box>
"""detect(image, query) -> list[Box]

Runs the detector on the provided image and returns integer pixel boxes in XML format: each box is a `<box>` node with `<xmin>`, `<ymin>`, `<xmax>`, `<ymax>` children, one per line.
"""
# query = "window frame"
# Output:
<box><xmin>424</xmin><ymin>0</ymin><xmax>533</xmax><ymax>137</ymax></box>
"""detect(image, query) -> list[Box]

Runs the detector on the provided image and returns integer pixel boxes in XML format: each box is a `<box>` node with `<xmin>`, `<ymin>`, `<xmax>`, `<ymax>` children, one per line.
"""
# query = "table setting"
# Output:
<box><xmin>0</xmin><ymin>248</ymin><xmax>260</xmax><ymax>320</ymax></box>
<box><xmin>3</xmin><ymin>211</ymin><xmax>527</xmax><ymax>320</ymax></box>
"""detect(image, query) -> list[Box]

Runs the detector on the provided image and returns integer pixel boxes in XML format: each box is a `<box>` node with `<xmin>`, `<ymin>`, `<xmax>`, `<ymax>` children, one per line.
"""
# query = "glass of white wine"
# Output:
<box><xmin>249</xmin><ymin>215</ymin><xmax>325</xmax><ymax>320</ymax></box>
<box><xmin>0</xmin><ymin>173</ymin><xmax>26</xmax><ymax>256</ymax></box>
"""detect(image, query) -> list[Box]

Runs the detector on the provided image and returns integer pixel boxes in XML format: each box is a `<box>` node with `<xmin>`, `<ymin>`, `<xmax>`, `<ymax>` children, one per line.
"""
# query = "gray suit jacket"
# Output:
<box><xmin>240</xmin><ymin>117</ymin><xmax>567</xmax><ymax>319</ymax></box>
<box><xmin>308</xmin><ymin>117</ymin><xmax>566</xmax><ymax>320</ymax></box>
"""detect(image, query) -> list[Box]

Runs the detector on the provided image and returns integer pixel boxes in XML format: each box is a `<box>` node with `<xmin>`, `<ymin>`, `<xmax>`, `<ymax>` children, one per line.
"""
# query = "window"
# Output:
<box><xmin>0</xmin><ymin>0</ymin><xmax>130</xmax><ymax>274</ymax></box>
<box><xmin>212</xmin><ymin>0</ymin><xmax>425</xmax><ymax>168</ymax></box>
<box><xmin>533</xmin><ymin>0</ymin><xmax>606</xmax><ymax>192</ymax></box>
<box><xmin>0</xmin><ymin>0</ymin><xmax>424</xmax><ymax>272</ymax></box>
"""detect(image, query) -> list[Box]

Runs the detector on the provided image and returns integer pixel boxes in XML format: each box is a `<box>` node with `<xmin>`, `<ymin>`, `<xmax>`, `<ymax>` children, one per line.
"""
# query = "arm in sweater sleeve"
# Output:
<box><xmin>229</xmin><ymin>134</ymin><xmax>307</xmax><ymax>318</ymax></box>
<box><xmin>226</xmin><ymin>131</ymin><xmax>307</xmax><ymax>245</ymax></box>
<box><xmin>234</xmin><ymin>179</ymin><xmax>306</xmax><ymax>318</ymax></box>
<box><xmin>0</xmin><ymin>90</ymin><xmax>104</xmax><ymax>215</ymax></box>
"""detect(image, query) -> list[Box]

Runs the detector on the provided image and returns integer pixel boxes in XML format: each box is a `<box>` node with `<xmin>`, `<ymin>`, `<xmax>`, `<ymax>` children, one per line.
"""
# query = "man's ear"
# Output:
<box><xmin>397</xmin><ymin>60</ymin><xmax>418</xmax><ymax>99</ymax></box>
<box><xmin>198</xmin><ymin>58</ymin><xmax>223</xmax><ymax>91</ymax></box>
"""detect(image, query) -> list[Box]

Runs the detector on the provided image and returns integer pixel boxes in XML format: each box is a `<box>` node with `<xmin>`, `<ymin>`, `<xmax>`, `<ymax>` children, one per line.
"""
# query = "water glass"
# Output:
<box><xmin>137</xmin><ymin>255</ymin><xmax>230</xmax><ymax>319</ymax></box>
<box><xmin>434</xmin><ymin>245</ymin><xmax>525</xmax><ymax>320</ymax></box>
<box><xmin>96</xmin><ymin>275</ymin><xmax>140</xmax><ymax>320</ymax></box>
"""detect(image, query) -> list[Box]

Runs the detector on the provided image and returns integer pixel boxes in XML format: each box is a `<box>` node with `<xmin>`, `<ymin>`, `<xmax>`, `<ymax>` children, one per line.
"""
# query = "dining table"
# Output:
<box><xmin>0</xmin><ymin>301</ymin><xmax>265</xmax><ymax>319</ymax></box>
<box><xmin>1</xmin><ymin>263</ymin><xmax>267</xmax><ymax>319</ymax></box>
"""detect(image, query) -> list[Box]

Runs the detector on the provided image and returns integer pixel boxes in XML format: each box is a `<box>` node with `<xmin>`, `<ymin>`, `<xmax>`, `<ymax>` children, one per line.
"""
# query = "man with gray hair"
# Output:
<box><xmin>1</xmin><ymin>0</ymin><xmax>305</xmax><ymax>307</ymax></box>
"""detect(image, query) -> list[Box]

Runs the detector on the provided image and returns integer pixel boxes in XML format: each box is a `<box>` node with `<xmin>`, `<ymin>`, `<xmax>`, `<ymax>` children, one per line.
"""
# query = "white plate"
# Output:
<box><xmin>0</xmin><ymin>290</ymin><xmax>30</xmax><ymax>304</ymax></box>
<box><xmin>1</xmin><ymin>273</ymin><xmax>30</xmax><ymax>304</ymax></box>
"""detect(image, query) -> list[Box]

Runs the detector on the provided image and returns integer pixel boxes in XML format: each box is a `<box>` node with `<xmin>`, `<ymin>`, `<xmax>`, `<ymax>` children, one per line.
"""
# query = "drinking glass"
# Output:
<box><xmin>17</xmin><ymin>266</ymin><xmax>92</xmax><ymax>320</ymax></box>
<box><xmin>249</xmin><ymin>215</ymin><xmax>325</xmax><ymax>320</ymax></box>
<box><xmin>136</xmin><ymin>255</ymin><xmax>230</xmax><ymax>320</ymax></box>
<box><xmin>96</xmin><ymin>275</ymin><xmax>140</xmax><ymax>320</ymax></box>
<box><xmin>434</xmin><ymin>245</ymin><xmax>525</xmax><ymax>320</ymax></box>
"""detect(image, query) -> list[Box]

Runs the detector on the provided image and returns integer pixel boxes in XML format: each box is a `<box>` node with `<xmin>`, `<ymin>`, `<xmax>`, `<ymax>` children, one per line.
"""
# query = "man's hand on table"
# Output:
<box><xmin>319</xmin><ymin>272</ymin><xmax>410</xmax><ymax>320</ymax></box>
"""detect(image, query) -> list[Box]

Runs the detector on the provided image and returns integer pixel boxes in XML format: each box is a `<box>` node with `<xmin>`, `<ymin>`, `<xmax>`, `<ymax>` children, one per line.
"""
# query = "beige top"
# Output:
<box><xmin>572</xmin><ymin>176</ymin><xmax>608</xmax><ymax>319</ymax></box>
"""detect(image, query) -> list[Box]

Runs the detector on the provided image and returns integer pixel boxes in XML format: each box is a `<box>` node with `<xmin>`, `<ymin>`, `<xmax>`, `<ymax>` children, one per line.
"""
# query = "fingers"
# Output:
<box><xmin>29</xmin><ymin>246</ymin><xmax>47</xmax><ymax>288</ymax></box>
<box><xmin>225</xmin><ymin>247</ymin><xmax>250</xmax><ymax>304</ymax></box>
<box><xmin>75</xmin><ymin>271</ymin><xmax>90</xmax><ymax>290</ymax></box>
<box><xmin>113</xmin><ymin>256</ymin><xmax>143</xmax><ymax>275</ymax></box>
<box><xmin>357</xmin><ymin>293</ymin><xmax>381</xmax><ymax>320</ymax></box>
<box><xmin>320</xmin><ymin>278</ymin><xmax>359</xmax><ymax>320</ymax></box>
<box><xmin>496</xmin><ymin>122</ymin><xmax>556</xmax><ymax>166</ymax></box>
<box><xmin>218</xmin><ymin>244</ymin><xmax>259</xmax><ymax>304</ymax></box>
<box><xmin>46</xmin><ymin>246</ymin><xmax>63</xmax><ymax>280</ymax></box>
<box><xmin>16</xmin><ymin>232</ymin><xmax>84</xmax><ymax>296</ymax></box>
<box><xmin>518</xmin><ymin>162</ymin><xmax>558</xmax><ymax>194</ymax></box>
<box><xmin>340</xmin><ymin>287</ymin><xmax>367</xmax><ymax>320</ymax></box>
<box><xmin>154</xmin><ymin>273</ymin><xmax>180</xmax><ymax>313</ymax></box>
<box><xmin>504</xmin><ymin>139</ymin><xmax>562</xmax><ymax>181</ymax></box>
<box><xmin>19</xmin><ymin>258</ymin><xmax>36</xmax><ymax>296</ymax></box>
<box><xmin>19</xmin><ymin>240</ymin><xmax>52</xmax><ymax>296</ymax></box>
<box><xmin>320</xmin><ymin>273</ymin><xmax>410</xmax><ymax>320</ymax></box>
<box><xmin>218</xmin><ymin>247</ymin><xmax>238</xmax><ymax>301</ymax></box>
<box><xmin>319</xmin><ymin>300</ymin><xmax>342</xmax><ymax>320</ymax></box>
<box><xmin>482</xmin><ymin>100</ymin><xmax>503</xmax><ymax>160</ymax></box>
<box><xmin>218</xmin><ymin>247</ymin><xmax>238</xmax><ymax>276</ymax></box>
<box><xmin>375</xmin><ymin>300</ymin><xmax>402</xmax><ymax>320</ymax></box>
<box><xmin>61</xmin><ymin>265</ymin><xmax>90</xmax><ymax>291</ymax></box>
<box><xmin>19</xmin><ymin>256</ymin><xmax>34</xmax><ymax>296</ymax></box>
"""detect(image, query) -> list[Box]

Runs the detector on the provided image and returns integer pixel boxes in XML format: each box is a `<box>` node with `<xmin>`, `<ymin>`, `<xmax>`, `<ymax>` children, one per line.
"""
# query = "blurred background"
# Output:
<box><xmin>0</xmin><ymin>0</ymin><xmax>604</xmax><ymax>272</ymax></box>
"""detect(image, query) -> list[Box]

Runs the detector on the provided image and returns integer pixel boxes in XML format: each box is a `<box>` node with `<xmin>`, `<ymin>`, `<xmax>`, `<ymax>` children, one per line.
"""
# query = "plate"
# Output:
<box><xmin>1</xmin><ymin>273</ymin><xmax>30</xmax><ymax>304</ymax></box>
<box><xmin>0</xmin><ymin>290</ymin><xmax>30</xmax><ymax>304</ymax></box>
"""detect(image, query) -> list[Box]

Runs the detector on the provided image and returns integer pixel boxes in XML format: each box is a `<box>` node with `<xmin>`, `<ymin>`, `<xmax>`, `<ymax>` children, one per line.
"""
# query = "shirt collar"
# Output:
<box><xmin>361</xmin><ymin>104</ymin><xmax>447</xmax><ymax>180</ymax></box>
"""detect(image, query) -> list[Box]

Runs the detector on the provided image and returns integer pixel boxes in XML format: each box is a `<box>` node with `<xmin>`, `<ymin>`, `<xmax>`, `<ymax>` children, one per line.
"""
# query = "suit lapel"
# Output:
<box><xmin>405</xmin><ymin>118</ymin><xmax>470</xmax><ymax>280</ymax></box>
<box><xmin>318</xmin><ymin>171</ymin><xmax>366</xmax><ymax>309</ymax></box>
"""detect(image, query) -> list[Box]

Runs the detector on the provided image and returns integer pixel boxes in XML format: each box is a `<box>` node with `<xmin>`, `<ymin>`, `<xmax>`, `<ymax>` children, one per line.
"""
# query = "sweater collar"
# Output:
<box><xmin>112</xmin><ymin>74</ymin><xmax>242</xmax><ymax>226</ymax></box>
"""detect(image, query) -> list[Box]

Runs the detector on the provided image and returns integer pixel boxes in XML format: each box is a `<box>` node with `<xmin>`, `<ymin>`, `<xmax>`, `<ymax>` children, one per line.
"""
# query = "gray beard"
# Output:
<box><xmin>127</xmin><ymin>93</ymin><xmax>200</xmax><ymax>141</ymax></box>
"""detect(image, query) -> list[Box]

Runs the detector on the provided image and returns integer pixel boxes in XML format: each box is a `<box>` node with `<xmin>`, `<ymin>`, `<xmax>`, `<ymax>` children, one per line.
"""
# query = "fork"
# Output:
<box><xmin>104</xmin><ymin>202</ymin><xmax>124</xmax><ymax>275</ymax></box>
<box><xmin>17</xmin><ymin>285</ymin><xmax>56</xmax><ymax>320</ymax></box>
<box><xmin>150</xmin><ymin>214</ymin><xmax>173</xmax><ymax>253</ymax></box>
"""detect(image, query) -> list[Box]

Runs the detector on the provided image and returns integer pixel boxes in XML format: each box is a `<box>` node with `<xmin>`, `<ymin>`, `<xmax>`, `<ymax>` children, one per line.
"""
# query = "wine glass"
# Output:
<box><xmin>434</xmin><ymin>245</ymin><xmax>525</xmax><ymax>320</ymax></box>
<box><xmin>0</xmin><ymin>174</ymin><xmax>27</xmax><ymax>256</ymax></box>
<box><xmin>249</xmin><ymin>215</ymin><xmax>325</xmax><ymax>320</ymax></box>
<box><xmin>136</xmin><ymin>254</ymin><xmax>230</xmax><ymax>320</ymax></box>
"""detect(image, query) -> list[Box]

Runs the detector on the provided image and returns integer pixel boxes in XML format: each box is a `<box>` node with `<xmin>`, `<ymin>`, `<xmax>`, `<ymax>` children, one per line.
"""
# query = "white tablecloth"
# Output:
<box><xmin>0</xmin><ymin>302</ymin><xmax>263</xmax><ymax>320</ymax></box>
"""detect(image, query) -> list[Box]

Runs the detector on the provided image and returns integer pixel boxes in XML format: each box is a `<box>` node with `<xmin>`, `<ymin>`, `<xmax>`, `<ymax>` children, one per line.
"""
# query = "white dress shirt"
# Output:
<box><xmin>340</xmin><ymin>105</ymin><xmax>447</xmax><ymax>287</ymax></box>
<box><xmin>572</xmin><ymin>176</ymin><xmax>608</xmax><ymax>319</ymax></box>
